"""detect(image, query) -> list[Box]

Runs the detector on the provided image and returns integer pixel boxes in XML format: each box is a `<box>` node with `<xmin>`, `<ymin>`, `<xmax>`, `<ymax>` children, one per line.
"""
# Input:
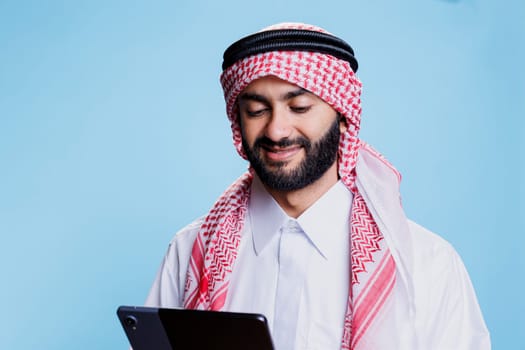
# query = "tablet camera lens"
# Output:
<box><xmin>125</xmin><ymin>315</ymin><xmax>137</xmax><ymax>327</ymax></box>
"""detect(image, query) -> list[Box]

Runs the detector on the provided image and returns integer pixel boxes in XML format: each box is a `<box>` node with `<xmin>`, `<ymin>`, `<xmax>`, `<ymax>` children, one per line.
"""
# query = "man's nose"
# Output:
<box><xmin>265</xmin><ymin>108</ymin><xmax>293</xmax><ymax>141</ymax></box>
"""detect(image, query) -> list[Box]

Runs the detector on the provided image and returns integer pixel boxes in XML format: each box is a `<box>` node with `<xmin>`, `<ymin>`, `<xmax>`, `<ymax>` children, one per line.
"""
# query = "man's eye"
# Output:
<box><xmin>291</xmin><ymin>106</ymin><xmax>311</xmax><ymax>113</ymax></box>
<box><xmin>246</xmin><ymin>109</ymin><xmax>267</xmax><ymax>117</ymax></box>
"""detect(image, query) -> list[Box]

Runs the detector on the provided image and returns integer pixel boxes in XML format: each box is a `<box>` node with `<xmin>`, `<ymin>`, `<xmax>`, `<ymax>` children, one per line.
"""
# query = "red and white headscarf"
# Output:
<box><xmin>183</xmin><ymin>23</ymin><xmax>399</xmax><ymax>350</ymax></box>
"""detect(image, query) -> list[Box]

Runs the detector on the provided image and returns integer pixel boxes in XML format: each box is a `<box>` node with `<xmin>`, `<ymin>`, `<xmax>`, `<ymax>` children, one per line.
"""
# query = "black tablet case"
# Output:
<box><xmin>117</xmin><ymin>305</ymin><xmax>275</xmax><ymax>350</ymax></box>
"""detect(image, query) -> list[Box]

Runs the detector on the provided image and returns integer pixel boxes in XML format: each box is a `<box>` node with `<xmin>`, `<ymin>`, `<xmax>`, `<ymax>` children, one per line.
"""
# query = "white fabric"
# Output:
<box><xmin>145</xmin><ymin>149</ymin><xmax>491</xmax><ymax>349</ymax></box>
<box><xmin>148</xmin><ymin>176</ymin><xmax>352</xmax><ymax>349</ymax></box>
<box><xmin>229</xmin><ymin>177</ymin><xmax>351</xmax><ymax>349</ymax></box>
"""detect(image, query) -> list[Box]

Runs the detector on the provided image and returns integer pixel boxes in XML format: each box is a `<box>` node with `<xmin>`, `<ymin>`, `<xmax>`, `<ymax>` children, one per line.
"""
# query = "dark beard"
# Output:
<box><xmin>242</xmin><ymin>118</ymin><xmax>340</xmax><ymax>191</ymax></box>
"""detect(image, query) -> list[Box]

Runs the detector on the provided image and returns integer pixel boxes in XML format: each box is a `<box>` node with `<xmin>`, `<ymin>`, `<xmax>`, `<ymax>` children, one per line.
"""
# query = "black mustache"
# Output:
<box><xmin>254</xmin><ymin>136</ymin><xmax>310</xmax><ymax>149</ymax></box>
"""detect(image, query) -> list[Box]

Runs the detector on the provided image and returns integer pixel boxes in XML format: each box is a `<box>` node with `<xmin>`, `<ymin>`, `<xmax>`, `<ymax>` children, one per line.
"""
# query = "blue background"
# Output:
<box><xmin>0</xmin><ymin>0</ymin><xmax>523</xmax><ymax>349</ymax></box>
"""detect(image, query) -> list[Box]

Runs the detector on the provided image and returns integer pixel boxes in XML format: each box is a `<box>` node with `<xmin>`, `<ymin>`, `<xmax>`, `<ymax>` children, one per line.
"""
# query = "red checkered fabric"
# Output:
<box><xmin>183</xmin><ymin>23</ymin><xmax>399</xmax><ymax>350</ymax></box>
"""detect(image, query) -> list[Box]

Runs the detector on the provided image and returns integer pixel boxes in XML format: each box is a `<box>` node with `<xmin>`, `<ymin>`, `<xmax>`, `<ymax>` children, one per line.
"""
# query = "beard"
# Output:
<box><xmin>242</xmin><ymin>118</ymin><xmax>341</xmax><ymax>191</ymax></box>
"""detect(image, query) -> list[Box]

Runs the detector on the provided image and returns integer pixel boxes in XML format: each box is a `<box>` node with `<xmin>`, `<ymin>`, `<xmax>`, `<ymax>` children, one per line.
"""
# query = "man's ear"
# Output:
<box><xmin>338</xmin><ymin>113</ymin><xmax>348</xmax><ymax>133</ymax></box>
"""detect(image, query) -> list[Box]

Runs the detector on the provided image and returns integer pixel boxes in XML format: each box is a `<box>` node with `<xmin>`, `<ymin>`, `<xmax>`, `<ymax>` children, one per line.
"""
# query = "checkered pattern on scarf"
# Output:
<box><xmin>183</xmin><ymin>23</ymin><xmax>398</xmax><ymax>350</ymax></box>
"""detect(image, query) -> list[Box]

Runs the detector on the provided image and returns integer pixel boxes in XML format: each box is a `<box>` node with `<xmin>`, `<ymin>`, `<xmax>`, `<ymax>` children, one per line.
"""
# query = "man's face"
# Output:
<box><xmin>238</xmin><ymin>76</ymin><xmax>346</xmax><ymax>191</ymax></box>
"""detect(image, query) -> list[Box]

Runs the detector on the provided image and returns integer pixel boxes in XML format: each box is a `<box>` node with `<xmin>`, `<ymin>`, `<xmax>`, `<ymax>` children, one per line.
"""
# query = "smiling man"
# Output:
<box><xmin>145</xmin><ymin>23</ymin><xmax>490</xmax><ymax>349</ymax></box>
<box><xmin>239</xmin><ymin>76</ymin><xmax>344</xmax><ymax>216</ymax></box>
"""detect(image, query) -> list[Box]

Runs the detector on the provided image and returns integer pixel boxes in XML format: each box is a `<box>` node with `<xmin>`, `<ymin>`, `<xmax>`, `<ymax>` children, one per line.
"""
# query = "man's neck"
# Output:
<box><xmin>261</xmin><ymin>163</ymin><xmax>340</xmax><ymax>218</ymax></box>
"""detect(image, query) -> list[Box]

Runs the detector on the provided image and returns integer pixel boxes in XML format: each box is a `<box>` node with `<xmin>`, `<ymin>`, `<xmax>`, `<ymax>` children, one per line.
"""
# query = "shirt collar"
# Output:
<box><xmin>248</xmin><ymin>176</ymin><xmax>353</xmax><ymax>259</ymax></box>
<box><xmin>248</xmin><ymin>176</ymin><xmax>289</xmax><ymax>255</ymax></box>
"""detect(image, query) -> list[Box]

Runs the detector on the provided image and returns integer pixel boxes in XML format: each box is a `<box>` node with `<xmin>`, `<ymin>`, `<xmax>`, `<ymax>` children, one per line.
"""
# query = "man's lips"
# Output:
<box><xmin>261</xmin><ymin>145</ymin><xmax>302</xmax><ymax>162</ymax></box>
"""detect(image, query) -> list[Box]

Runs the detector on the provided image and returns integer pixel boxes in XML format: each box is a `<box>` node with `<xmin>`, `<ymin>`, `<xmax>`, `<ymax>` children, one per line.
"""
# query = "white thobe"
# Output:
<box><xmin>145</xmin><ymin>152</ymin><xmax>491</xmax><ymax>349</ymax></box>
<box><xmin>147</xmin><ymin>177</ymin><xmax>352</xmax><ymax>349</ymax></box>
<box><xmin>226</xmin><ymin>177</ymin><xmax>352</xmax><ymax>349</ymax></box>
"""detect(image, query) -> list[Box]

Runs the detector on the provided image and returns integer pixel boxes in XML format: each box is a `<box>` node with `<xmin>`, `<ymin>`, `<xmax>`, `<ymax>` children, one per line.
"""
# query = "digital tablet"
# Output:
<box><xmin>117</xmin><ymin>305</ymin><xmax>275</xmax><ymax>350</ymax></box>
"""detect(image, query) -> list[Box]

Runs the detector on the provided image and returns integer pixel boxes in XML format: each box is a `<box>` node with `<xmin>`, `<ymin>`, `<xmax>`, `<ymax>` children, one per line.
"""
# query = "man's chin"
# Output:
<box><xmin>255</xmin><ymin>168</ymin><xmax>304</xmax><ymax>188</ymax></box>
<box><xmin>260</xmin><ymin>164</ymin><xmax>300</xmax><ymax>177</ymax></box>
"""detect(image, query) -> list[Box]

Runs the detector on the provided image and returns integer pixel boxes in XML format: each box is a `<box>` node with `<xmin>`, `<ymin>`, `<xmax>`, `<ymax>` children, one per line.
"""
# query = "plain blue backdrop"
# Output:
<box><xmin>0</xmin><ymin>0</ymin><xmax>523</xmax><ymax>349</ymax></box>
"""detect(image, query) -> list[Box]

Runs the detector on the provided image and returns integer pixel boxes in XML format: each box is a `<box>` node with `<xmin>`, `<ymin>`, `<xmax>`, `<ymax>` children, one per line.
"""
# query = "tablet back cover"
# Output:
<box><xmin>117</xmin><ymin>306</ymin><xmax>274</xmax><ymax>350</ymax></box>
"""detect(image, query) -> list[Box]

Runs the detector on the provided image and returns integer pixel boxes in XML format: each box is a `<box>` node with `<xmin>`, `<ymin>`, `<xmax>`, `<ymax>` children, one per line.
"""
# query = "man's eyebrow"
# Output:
<box><xmin>282</xmin><ymin>88</ymin><xmax>310</xmax><ymax>100</ymax></box>
<box><xmin>238</xmin><ymin>92</ymin><xmax>268</xmax><ymax>104</ymax></box>
<box><xmin>239</xmin><ymin>88</ymin><xmax>311</xmax><ymax>103</ymax></box>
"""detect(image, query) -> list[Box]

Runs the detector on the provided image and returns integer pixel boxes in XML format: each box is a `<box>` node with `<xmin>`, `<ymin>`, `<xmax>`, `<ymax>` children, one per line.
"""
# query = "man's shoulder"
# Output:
<box><xmin>406</xmin><ymin>219</ymin><xmax>457</xmax><ymax>258</ymax></box>
<box><xmin>168</xmin><ymin>216</ymin><xmax>205</xmax><ymax>248</ymax></box>
<box><xmin>405</xmin><ymin>219</ymin><xmax>471</xmax><ymax>287</ymax></box>
<box><xmin>406</xmin><ymin>220</ymin><xmax>452</xmax><ymax>246</ymax></box>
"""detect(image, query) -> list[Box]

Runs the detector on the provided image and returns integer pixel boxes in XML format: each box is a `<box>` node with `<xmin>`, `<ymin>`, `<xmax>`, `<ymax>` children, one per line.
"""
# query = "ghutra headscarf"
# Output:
<box><xmin>183</xmin><ymin>23</ymin><xmax>400</xmax><ymax>350</ymax></box>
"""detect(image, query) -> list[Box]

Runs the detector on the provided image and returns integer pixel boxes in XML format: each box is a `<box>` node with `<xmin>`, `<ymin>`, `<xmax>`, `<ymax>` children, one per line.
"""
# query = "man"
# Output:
<box><xmin>145</xmin><ymin>23</ymin><xmax>490</xmax><ymax>349</ymax></box>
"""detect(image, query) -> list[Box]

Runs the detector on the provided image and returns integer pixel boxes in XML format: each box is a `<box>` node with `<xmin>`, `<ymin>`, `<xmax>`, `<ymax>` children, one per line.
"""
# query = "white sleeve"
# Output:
<box><xmin>433</xmin><ymin>250</ymin><xmax>491</xmax><ymax>349</ymax></box>
<box><xmin>417</xmin><ymin>244</ymin><xmax>491</xmax><ymax>350</ymax></box>
<box><xmin>143</xmin><ymin>221</ymin><xmax>201</xmax><ymax>308</ymax></box>
<box><xmin>407</xmin><ymin>220</ymin><xmax>491</xmax><ymax>350</ymax></box>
